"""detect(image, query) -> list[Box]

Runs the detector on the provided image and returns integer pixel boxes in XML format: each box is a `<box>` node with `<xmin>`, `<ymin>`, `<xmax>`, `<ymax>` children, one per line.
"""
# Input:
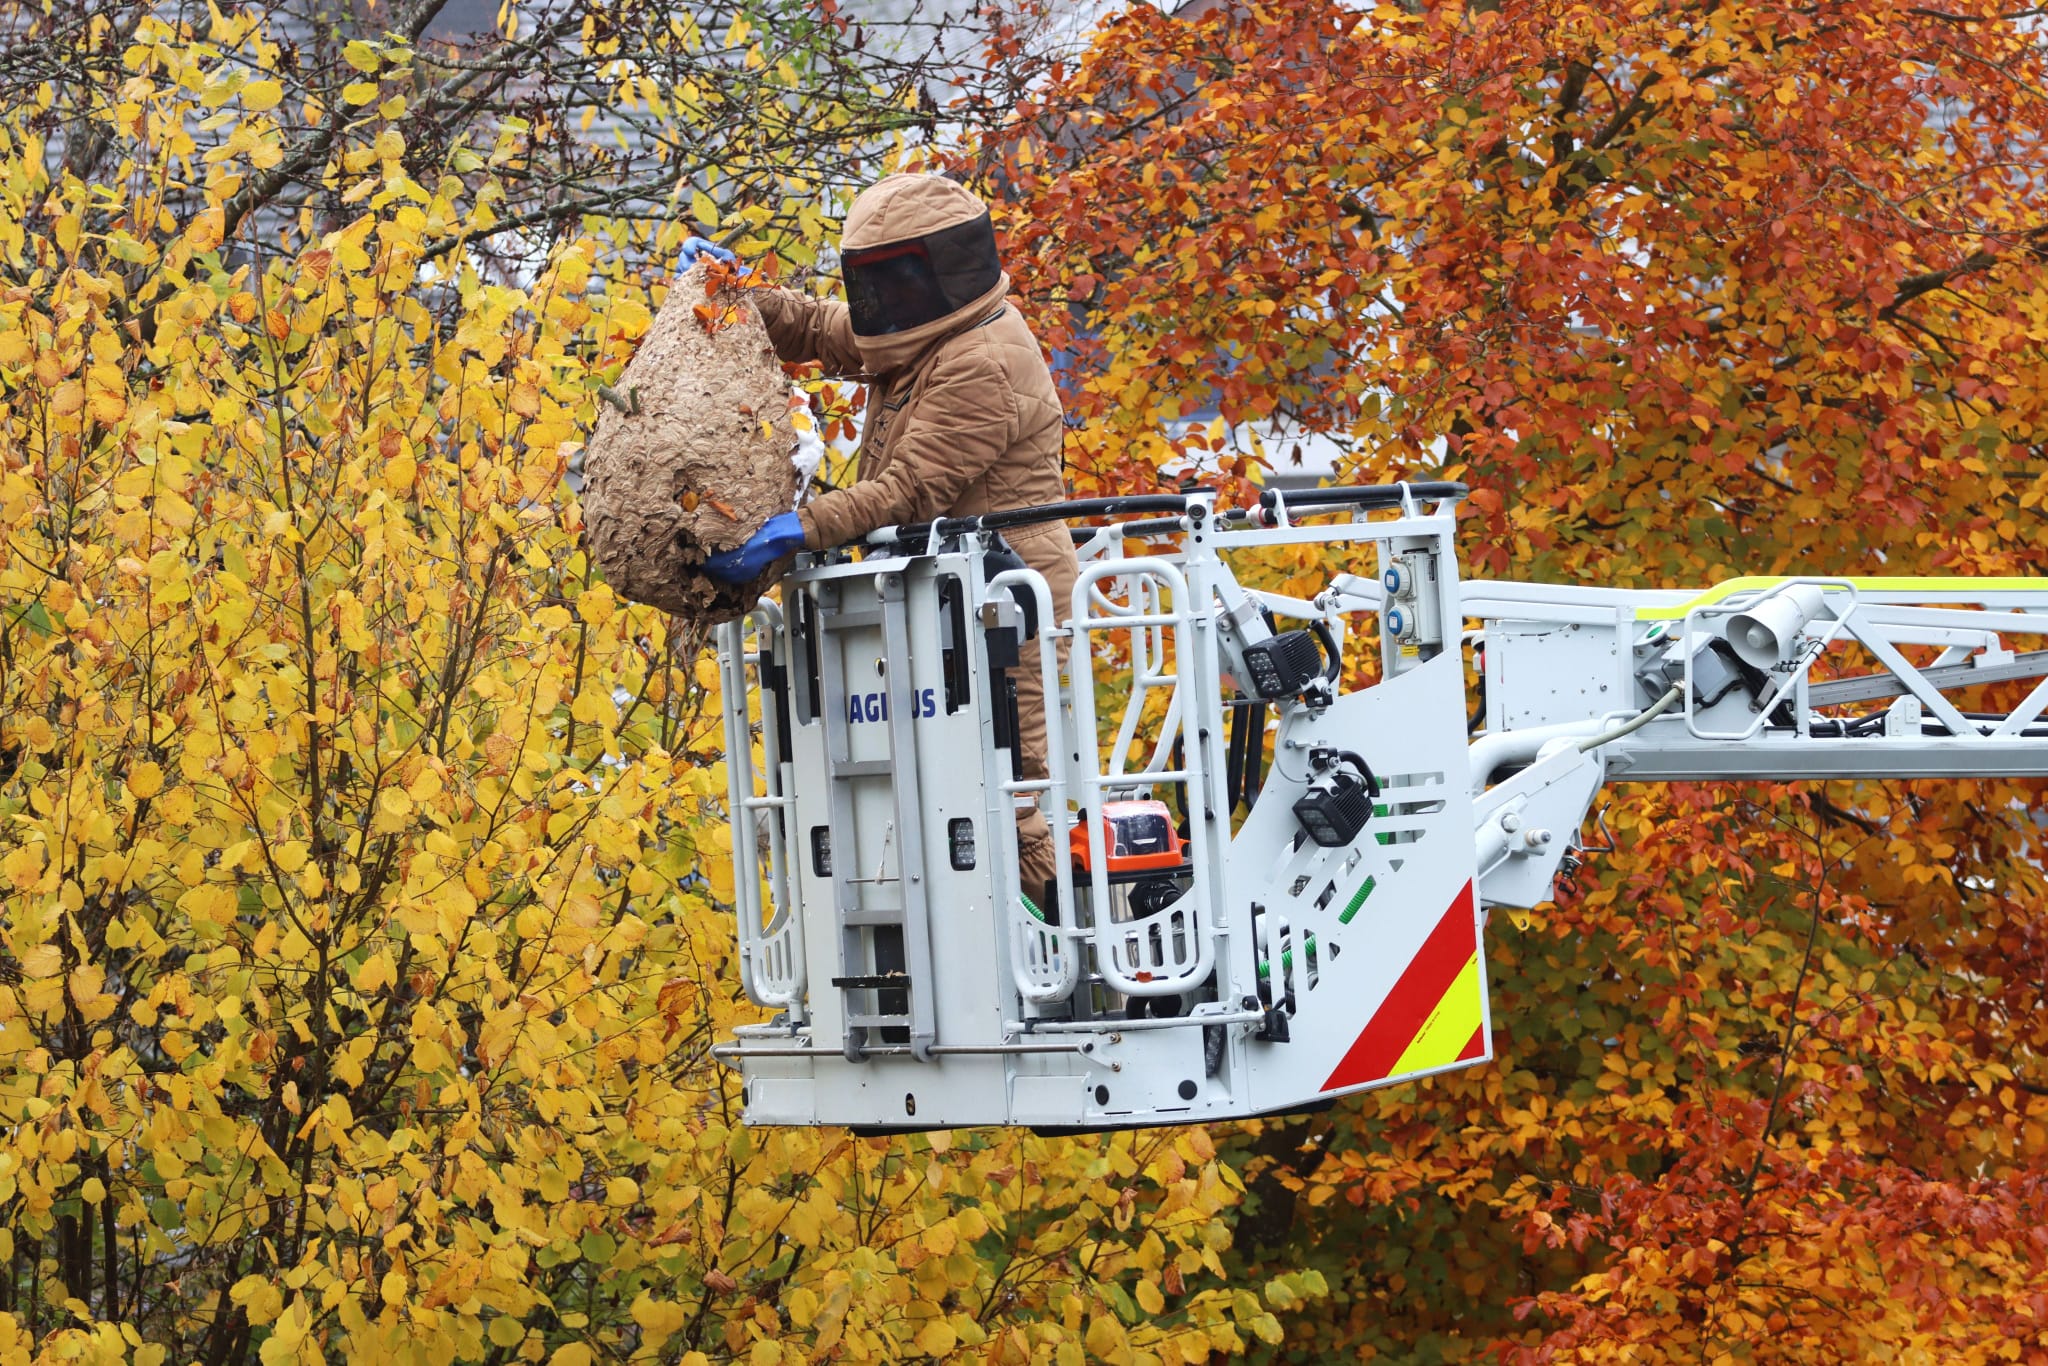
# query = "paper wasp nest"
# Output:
<box><xmin>579</xmin><ymin>261</ymin><xmax>817</xmax><ymax>623</ymax></box>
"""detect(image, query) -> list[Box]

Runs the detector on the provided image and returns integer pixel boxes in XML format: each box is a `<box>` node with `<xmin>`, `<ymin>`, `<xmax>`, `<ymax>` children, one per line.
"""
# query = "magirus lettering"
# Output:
<box><xmin>847</xmin><ymin>688</ymin><xmax>938</xmax><ymax>723</ymax></box>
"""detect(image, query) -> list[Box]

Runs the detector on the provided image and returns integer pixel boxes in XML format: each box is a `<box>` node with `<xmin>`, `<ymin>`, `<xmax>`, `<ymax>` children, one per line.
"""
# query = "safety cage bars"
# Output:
<box><xmin>1670</xmin><ymin>579</ymin><xmax>2048</xmax><ymax>745</ymax></box>
<box><xmin>713</xmin><ymin>481</ymin><xmax>1471</xmax><ymax>1041</ymax></box>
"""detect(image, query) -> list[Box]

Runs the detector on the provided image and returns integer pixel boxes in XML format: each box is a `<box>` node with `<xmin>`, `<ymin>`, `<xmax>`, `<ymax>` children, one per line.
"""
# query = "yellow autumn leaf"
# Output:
<box><xmin>407</xmin><ymin>763</ymin><xmax>444</xmax><ymax>802</ymax></box>
<box><xmin>358</xmin><ymin>951</ymin><xmax>395</xmax><ymax>994</ymax></box>
<box><xmin>230</xmin><ymin>1275</ymin><xmax>284</xmax><ymax>1325</ymax></box>
<box><xmin>1085</xmin><ymin>1314</ymin><xmax>1129</xmax><ymax>1360</ymax></box>
<box><xmin>13</xmin><ymin>943</ymin><xmax>58</xmax><ymax>979</ymax></box>
<box><xmin>127</xmin><ymin>761</ymin><xmax>164</xmax><ymax>799</ymax></box>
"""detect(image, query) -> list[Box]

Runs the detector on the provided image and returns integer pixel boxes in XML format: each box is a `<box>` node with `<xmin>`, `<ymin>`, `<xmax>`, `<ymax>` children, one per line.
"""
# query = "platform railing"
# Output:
<box><xmin>715</xmin><ymin>602</ymin><xmax>806</xmax><ymax>1010</ymax></box>
<box><xmin>1067</xmin><ymin>558</ymin><xmax>1218</xmax><ymax>996</ymax></box>
<box><xmin>986</xmin><ymin>565</ymin><xmax>1084</xmax><ymax>1005</ymax></box>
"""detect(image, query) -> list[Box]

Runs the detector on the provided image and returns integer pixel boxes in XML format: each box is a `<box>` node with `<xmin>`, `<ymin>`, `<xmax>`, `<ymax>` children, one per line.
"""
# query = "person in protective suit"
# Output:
<box><xmin>693</xmin><ymin>172</ymin><xmax>1079</xmax><ymax>904</ymax></box>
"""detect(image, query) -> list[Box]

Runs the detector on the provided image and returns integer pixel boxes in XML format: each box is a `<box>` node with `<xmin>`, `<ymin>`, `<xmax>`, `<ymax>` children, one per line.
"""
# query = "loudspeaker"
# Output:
<box><xmin>1724</xmin><ymin>583</ymin><xmax>1825</xmax><ymax>671</ymax></box>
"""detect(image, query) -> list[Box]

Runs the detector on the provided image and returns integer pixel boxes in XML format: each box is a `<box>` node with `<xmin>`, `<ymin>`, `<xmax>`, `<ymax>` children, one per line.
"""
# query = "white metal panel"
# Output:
<box><xmin>1487</xmin><ymin>619</ymin><xmax>1629</xmax><ymax>731</ymax></box>
<box><xmin>1230</xmin><ymin>647</ymin><xmax>1487</xmax><ymax>1112</ymax></box>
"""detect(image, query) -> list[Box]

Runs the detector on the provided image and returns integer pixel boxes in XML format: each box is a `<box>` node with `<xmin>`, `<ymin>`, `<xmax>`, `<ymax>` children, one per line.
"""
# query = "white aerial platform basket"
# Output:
<box><xmin>714</xmin><ymin>484</ymin><xmax>2048</xmax><ymax>1132</ymax></box>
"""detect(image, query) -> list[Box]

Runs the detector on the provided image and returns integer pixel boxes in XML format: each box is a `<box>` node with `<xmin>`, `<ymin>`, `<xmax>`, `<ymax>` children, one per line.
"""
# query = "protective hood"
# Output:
<box><xmin>841</xmin><ymin>173</ymin><xmax>1009</xmax><ymax>373</ymax></box>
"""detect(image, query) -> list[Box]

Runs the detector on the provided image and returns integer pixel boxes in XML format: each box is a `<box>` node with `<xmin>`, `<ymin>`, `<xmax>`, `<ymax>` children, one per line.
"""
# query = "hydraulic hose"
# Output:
<box><xmin>1577</xmin><ymin>685</ymin><xmax>1684</xmax><ymax>754</ymax></box>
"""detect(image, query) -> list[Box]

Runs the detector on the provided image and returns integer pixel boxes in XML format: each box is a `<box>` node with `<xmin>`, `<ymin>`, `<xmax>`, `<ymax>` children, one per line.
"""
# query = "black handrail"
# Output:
<box><xmin>855</xmin><ymin>482</ymin><xmax>1466</xmax><ymax>553</ymax></box>
<box><xmin>1253</xmin><ymin>481</ymin><xmax>1466</xmax><ymax>511</ymax></box>
<box><xmin>868</xmin><ymin>493</ymin><xmax>1198</xmax><ymax>549</ymax></box>
<box><xmin>956</xmin><ymin>493</ymin><xmax>1194</xmax><ymax>534</ymax></box>
<box><xmin>1255</xmin><ymin>481</ymin><xmax>1468</xmax><ymax>513</ymax></box>
<box><xmin>1069</xmin><ymin>515</ymin><xmax>1188</xmax><ymax>543</ymax></box>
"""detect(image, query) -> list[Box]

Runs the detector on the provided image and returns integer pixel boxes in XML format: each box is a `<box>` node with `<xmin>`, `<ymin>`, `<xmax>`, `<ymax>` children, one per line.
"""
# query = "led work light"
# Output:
<box><xmin>1292</xmin><ymin>747</ymin><xmax>1381</xmax><ymax>848</ymax></box>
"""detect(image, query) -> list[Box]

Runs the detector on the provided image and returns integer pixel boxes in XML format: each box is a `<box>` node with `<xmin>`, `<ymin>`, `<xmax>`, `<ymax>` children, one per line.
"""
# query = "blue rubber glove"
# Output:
<box><xmin>675</xmin><ymin>236</ymin><xmax>746</xmax><ymax>275</ymax></box>
<box><xmin>704</xmin><ymin>512</ymin><xmax>805</xmax><ymax>583</ymax></box>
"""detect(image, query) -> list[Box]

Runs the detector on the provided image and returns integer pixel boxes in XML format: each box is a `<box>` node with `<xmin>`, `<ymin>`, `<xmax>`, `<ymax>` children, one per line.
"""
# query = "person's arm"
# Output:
<box><xmin>799</xmin><ymin>344</ymin><xmax>1014</xmax><ymax>549</ymax></box>
<box><xmin>751</xmin><ymin>287</ymin><xmax>866</xmax><ymax>378</ymax></box>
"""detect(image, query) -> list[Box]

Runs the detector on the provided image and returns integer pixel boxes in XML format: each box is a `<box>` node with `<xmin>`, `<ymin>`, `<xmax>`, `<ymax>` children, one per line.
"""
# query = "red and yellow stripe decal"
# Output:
<box><xmin>1320</xmin><ymin>881</ymin><xmax>1486</xmax><ymax>1092</ymax></box>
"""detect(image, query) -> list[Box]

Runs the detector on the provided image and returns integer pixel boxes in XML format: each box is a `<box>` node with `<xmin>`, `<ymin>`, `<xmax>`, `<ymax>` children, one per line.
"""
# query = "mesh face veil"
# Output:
<box><xmin>843</xmin><ymin>211</ymin><xmax>1004</xmax><ymax>337</ymax></box>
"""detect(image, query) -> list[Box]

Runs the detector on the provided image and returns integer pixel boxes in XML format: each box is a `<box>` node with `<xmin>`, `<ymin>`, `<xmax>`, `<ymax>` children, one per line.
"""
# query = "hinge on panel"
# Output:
<box><xmin>1246</xmin><ymin>994</ymin><xmax>1290</xmax><ymax>1043</ymax></box>
<box><xmin>1256</xmin><ymin>1006</ymin><xmax>1291</xmax><ymax>1043</ymax></box>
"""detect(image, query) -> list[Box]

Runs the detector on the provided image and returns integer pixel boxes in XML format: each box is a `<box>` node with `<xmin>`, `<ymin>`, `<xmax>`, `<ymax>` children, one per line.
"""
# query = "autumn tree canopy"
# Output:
<box><xmin>0</xmin><ymin>2</ymin><xmax>1266</xmax><ymax>1363</ymax></box>
<box><xmin>983</xmin><ymin>0</ymin><xmax>2048</xmax><ymax>1359</ymax></box>
<box><xmin>995</xmin><ymin>0</ymin><xmax>2048</xmax><ymax>584</ymax></box>
<box><xmin>3</xmin><ymin>0</ymin><xmax>2047</xmax><ymax>1362</ymax></box>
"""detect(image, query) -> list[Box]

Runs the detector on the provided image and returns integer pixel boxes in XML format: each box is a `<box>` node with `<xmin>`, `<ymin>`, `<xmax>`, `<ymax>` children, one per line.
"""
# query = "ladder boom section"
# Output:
<box><xmin>1468</xmin><ymin>574</ymin><xmax>2048</xmax><ymax>910</ymax></box>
